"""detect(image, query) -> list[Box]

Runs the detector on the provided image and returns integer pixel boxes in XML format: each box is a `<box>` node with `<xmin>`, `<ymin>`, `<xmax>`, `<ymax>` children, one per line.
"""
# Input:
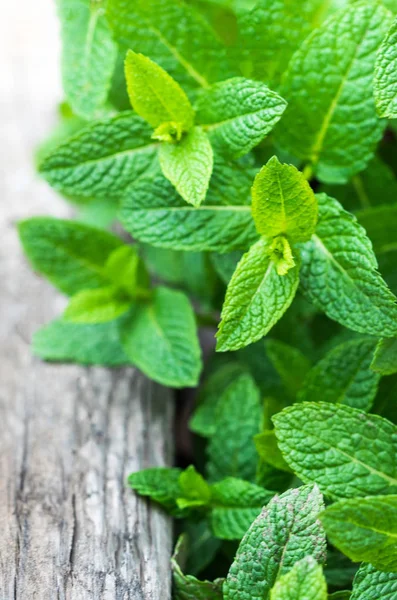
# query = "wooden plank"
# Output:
<box><xmin>0</xmin><ymin>2</ymin><xmax>173</xmax><ymax>598</ymax></box>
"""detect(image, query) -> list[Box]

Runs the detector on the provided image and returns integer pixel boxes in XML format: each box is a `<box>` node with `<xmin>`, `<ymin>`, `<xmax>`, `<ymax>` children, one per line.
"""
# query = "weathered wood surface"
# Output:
<box><xmin>0</xmin><ymin>2</ymin><xmax>173</xmax><ymax>598</ymax></box>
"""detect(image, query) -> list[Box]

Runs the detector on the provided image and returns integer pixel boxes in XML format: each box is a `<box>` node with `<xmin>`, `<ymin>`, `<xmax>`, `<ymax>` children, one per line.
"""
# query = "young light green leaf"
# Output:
<box><xmin>270</xmin><ymin>557</ymin><xmax>327</xmax><ymax>600</ymax></box>
<box><xmin>254</xmin><ymin>430</ymin><xmax>292</xmax><ymax>473</ymax></box>
<box><xmin>375</xmin><ymin>18</ymin><xmax>397</xmax><ymax>118</ymax></box>
<box><xmin>216</xmin><ymin>238</ymin><xmax>300</xmax><ymax>352</ymax></box>
<box><xmin>210</xmin><ymin>477</ymin><xmax>275</xmax><ymax>540</ymax></box>
<box><xmin>298</xmin><ymin>338</ymin><xmax>380</xmax><ymax>412</ymax></box>
<box><xmin>206</xmin><ymin>373</ymin><xmax>262</xmax><ymax>482</ymax></box>
<box><xmin>275</xmin><ymin>2</ymin><xmax>392</xmax><ymax>183</ymax></box>
<box><xmin>299</xmin><ymin>194</ymin><xmax>397</xmax><ymax>338</ymax></box>
<box><xmin>124</xmin><ymin>50</ymin><xmax>194</xmax><ymax>134</ymax></box>
<box><xmin>120</xmin><ymin>157</ymin><xmax>258</xmax><ymax>252</ymax></box>
<box><xmin>33</xmin><ymin>317</ymin><xmax>130</xmax><ymax>366</ymax></box>
<box><xmin>107</xmin><ymin>0</ymin><xmax>232</xmax><ymax>90</ymax></box>
<box><xmin>105</xmin><ymin>246</ymin><xmax>150</xmax><ymax>298</ymax></box>
<box><xmin>121</xmin><ymin>286</ymin><xmax>202</xmax><ymax>387</ymax></box>
<box><xmin>172</xmin><ymin>535</ymin><xmax>224</xmax><ymax>600</ymax></box>
<box><xmin>189</xmin><ymin>363</ymin><xmax>247</xmax><ymax>437</ymax></box>
<box><xmin>64</xmin><ymin>287</ymin><xmax>131</xmax><ymax>323</ymax></box>
<box><xmin>265</xmin><ymin>339</ymin><xmax>311</xmax><ymax>397</ymax></box>
<box><xmin>178</xmin><ymin>466</ymin><xmax>212</xmax><ymax>509</ymax></box>
<box><xmin>223</xmin><ymin>485</ymin><xmax>326</xmax><ymax>600</ymax></box>
<box><xmin>371</xmin><ymin>337</ymin><xmax>397</xmax><ymax>375</ymax></box>
<box><xmin>252</xmin><ymin>156</ymin><xmax>318</xmax><ymax>242</ymax></box>
<box><xmin>351</xmin><ymin>563</ymin><xmax>397</xmax><ymax>600</ymax></box>
<box><xmin>57</xmin><ymin>0</ymin><xmax>117</xmax><ymax>119</ymax></box>
<box><xmin>159</xmin><ymin>127</ymin><xmax>213</xmax><ymax>207</ymax></box>
<box><xmin>321</xmin><ymin>495</ymin><xmax>397</xmax><ymax>572</ymax></box>
<box><xmin>195</xmin><ymin>78</ymin><xmax>286</xmax><ymax>158</ymax></box>
<box><xmin>19</xmin><ymin>217</ymin><xmax>122</xmax><ymax>295</ymax></box>
<box><xmin>273</xmin><ymin>402</ymin><xmax>397</xmax><ymax>498</ymax></box>
<box><xmin>39</xmin><ymin>112</ymin><xmax>157</xmax><ymax>198</ymax></box>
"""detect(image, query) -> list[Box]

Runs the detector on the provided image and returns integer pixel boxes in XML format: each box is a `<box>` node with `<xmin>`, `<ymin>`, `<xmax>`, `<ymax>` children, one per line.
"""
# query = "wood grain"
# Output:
<box><xmin>0</xmin><ymin>2</ymin><xmax>173</xmax><ymax>598</ymax></box>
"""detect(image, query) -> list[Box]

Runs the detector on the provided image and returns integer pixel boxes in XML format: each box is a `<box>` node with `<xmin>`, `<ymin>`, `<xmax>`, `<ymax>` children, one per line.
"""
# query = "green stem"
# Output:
<box><xmin>302</xmin><ymin>163</ymin><xmax>314</xmax><ymax>182</ymax></box>
<box><xmin>352</xmin><ymin>175</ymin><xmax>371</xmax><ymax>209</ymax></box>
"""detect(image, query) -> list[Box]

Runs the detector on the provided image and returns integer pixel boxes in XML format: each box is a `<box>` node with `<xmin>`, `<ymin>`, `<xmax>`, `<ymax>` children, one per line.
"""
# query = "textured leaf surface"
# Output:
<box><xmin>206</xmin><ymin>373</ymin><xmax>262</xmax><ymax>482</ymax></box>
<box><xmin>121</xmin><ymin>287</ymin><xmax>202</xmax><ymax>387</ymax></box>
<box><xmin>58</xmin><ymin>0</ymin><xmax>117</xmax><ymax>119</ymax></box>
<box><xmin>273</xmin><ymin>402</ymin><xmax>397</xmax><ymax>498</ymax></box>
<box><xmin>235</xmin><ymin>0</ymin><xmax>320</xmax><ymax>86</ymax></box>
<box><xmin>375</xmin><ymin>18</ymin><xmax>397</xmax><ymax>118</ymax></box>
<box><xmin>32</xmin><ymin>318</ymin><xmax>130</xmax><ymax>365</ymax></box>
<box><xmin>196</xmin><ymin>78</ymin><xmax>286</xmax><ymax>158</ymax></box>
<box><xmin>216</xmin><ymin>238</ymin><xmax>300</xmax><ymax>352</ymax></box>
<box><xmin>125</xmin><ymin>50</ymin><xmax>194</xmax><ymax>131</ymax></box>
<box><xmin>159</xmin><ymin>127</ymin><xmax>213</xmax><ymax>207</ymax></box>
<box><xmin>178</xmin><ymin>466</ymin><xmax>212</xmax><ymax>509</ymax></box>
<box><xmin>252</xmin><ymin>156</ymin><xmax>318</xmax><ymax>242</ymax></box>
<box><xmin>299</xmin><ymin>194</ymin><xmax>397</xmax><ymax>337</ymax></box>
<box><xmin>64</xmin><ymin>287</ymin><xmax>131</xmax><ymax>323</ymax></box>
<box><xmin>39</xmin><ymin>112</ymin><xmax>157</xmax><ymax>198</ymax></box>
<box><xmin>275</xmin><ymin>2</ymin><xmax>392</xmax><ymax>183</ymax></box>
<box><xmin>351</xmin><ymin>563</ymin><xmax>397</xmax><ymax>600</ymax></box>
<box><xmin>265</xmin><ymin>339</ymin><xmax>311</xmax><ymax>397</ymax></box>
<box><xmin>321</xmin><ymin>495</ymin><xmax>397</xmax><ymax>571</ymax></box>
<box><xmin>19</xmin><ymin>217</ymin><xmax>122</xmax><ymax>295</ymax></box>
<box><xmin>107</xmin><ymin>0</ymin><xmax>232</xmax><ymax>90</ymax></box>
<box><xmin>120</xmin><ymin>157</ymin><xmax>258</xmax><ymax>252</ymax></box>
<box><xmin>223</xmin><ymin>485</ymin><xmax>326</xmax><ymax>600</ymax></box>
<box><xmin>371</xmin><ymin>337</ymin><xmax>397</xmax><ymax>375</ymax></box>
<box><xmin>210</xmin><ymin>478</ymin><xmax>274</xmax><ymax>540</ymax></box>
<box><xmin>270</xmin><ymin>557</ymin><xmax>327</xmax><ymax>600</ymax></box>
<box><xmin>298</xmin><ymin>338</ymin><xmax>380</xmax><ymax>412</ymax></box>
<box><xmin>128</xmin><ymin>467</ymin><xmax>182</xmax><ymax>512</ymax></box>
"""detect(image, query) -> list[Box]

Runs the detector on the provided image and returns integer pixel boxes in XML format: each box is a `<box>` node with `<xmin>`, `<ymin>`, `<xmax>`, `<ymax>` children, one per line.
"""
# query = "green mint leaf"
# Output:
<box><xmin>206</xmin><ymin>373</ymin><xmax>262</xmax><ymax>482</ymax></box>
<box><xmin>210</xmin><ymin>477</ymin><xmax>275</xmax><ymax>540</ymax></box>
<box><xmin>178</xmin><ymin>466</ymin><xmax>212</xmax><ymax>509</ymax></box>
<box><xmin>223</xmin><ymin>484</ymin><xmax>326</xmax><ymax>600</ymax></box>
<box><xmin>105</xmin><ymin>245</ymin><xmax>150</xmax><ymax>298</ymax></box>
<box><xmin>127</xmin><ymin>467</ymin><xmax>182</xmax><ymax>514</ymax></box>
<box><xmin>252</xmin><ymin>156</ymin><xmax>318</xmax><ymax>242</ymax></box>
<box><xmin>273</xmin><ymin>402</ymin><xmax>397</xmax><ymax>498</ymax></box>
<box><xmin>375</xmin><ymin>18</ymin><xmax>397</xmax><ymax>118</ymax></box>
<box><xmin>32</xmin><ymin>317</ymin><xmax>130</xmax><ymax>365</ymax></box>
<box><xmin>107</xmin><ymin>0</ymin><xmax>232</xmax><ymax>90</ymax></box>
<box><xmin>195</xmin><ymin>78</ymin><xmax>286</xmax><ymax>158</ymax></box>
<box><xmin>172</xmin><ymin>535</ymin><xmax>224</xmax><ymax>600</ymax></box>
<box><xmin>189</xmin><ymin>363</ymin><xmax>247</xmax><ymax>437</ymax></box>
<box><xmin>371</xmin><ymin>337</ymin><xmax>397</xmax><ymax>375</ymax></box>
<box><xmin>39</xmin><ymin>112</ymin><xmax>157</xmax><ymax>198</ymax></box>
<box><xmin>210</xmin><ymin>251</ymin><xmax>243</xmax><ymax>285</ymax></box>
<box><xmin>275</xmin><ymin>2</ymin><xmax>392</xmax><ymax>183</ymax></box>
<box><xmin>159</xmin><ymin>127</ymin><xmax>213</xmax><ymax>207</ymax></box>
<box><xmin>183</xmin><ymin>520</ymin><xmax>221</xmax><ymax>576</ymax></box>
<box><xmin>328</xmin><ymin>593</ymin><xmax>351</xmax><ymax>600</ymax></box>
<box><xmin>64</xmin><ymin>287</ymin><xmax>132</xmax><ymax>324</ymax></box>
<box><xmin>351</xmin><ymin>563</ymin><xmax>397</xmax><ymax>600</ymax></box>
<box><xmin>356</xmin><ymin>204</ymin><xmax>397</xmax><ymax>257</ymax></box>
<box><xmin>298</xmin><ymin>338</ymin><xmax>380</xmax><ymax>412</ymax></box>
<box><xmin>19</xmin><ymin>217</ymin><xmax>122</xmax><ymax>295</ymax></box>
<box><xmin>120</xmin><ymin>157</ymin><xmax>258</xmax><ymax>252</ymax></box>
<box><xmin>320</xmin><ymin>495</ymin><xmax>397</xmax><ymax>572</ymax></box>
<box><xmin>265</xmin><ymin>339</ymin><xmax>311</xmax><ymax>397</ymax></box>
<box><xmin>216</xmin><ymin>238</ymin><xmax>300</xmax><ymax>352</ymax></box>
<box><xmin>235</xmin><ymin>0</ymin><xmax>322</xmax><ymax>87</ymax></box>
<box><xmin>270</xmin><ymin>557</ymin><xmax>327</xmax><ymax>600</ymax></box>
<box><xmin>300</xmin><ymin>194</ymin><xmax>397</xmax><ymax>338</ymax></box>
<box><xmin>120</xmin><ymin>286</ymin><xmax>202</xmax><ymax>387</ymax></box>
<box><xmin>124</xmin><ymin>50</ymin><xmax>194</xmax><ymax>133</ymax></box>
<box><xmin>58</xmin><ymin>0</ymin><xmax>117</xmax><ymax>119</ymax></box>
<box><xmin>254</xmin><ymin>430</ymin><xmax>292</xmax><ymax>473</ymax></box>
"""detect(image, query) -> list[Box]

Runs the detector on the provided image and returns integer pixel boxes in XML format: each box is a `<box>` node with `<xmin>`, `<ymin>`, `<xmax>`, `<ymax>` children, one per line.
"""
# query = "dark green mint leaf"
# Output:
<box><xmin>371</xmin><ymin>337</ymin><xmax>397</xmax><ymax>375</ymax></box>
<box><xmin>351</xmin><ymin>563</ymin><xmax>397</xmax><ymax>599</ymax></box>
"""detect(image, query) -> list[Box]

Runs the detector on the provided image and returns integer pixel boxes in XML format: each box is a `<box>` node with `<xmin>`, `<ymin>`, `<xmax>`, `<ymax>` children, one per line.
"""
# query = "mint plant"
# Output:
<box><xmin>21</xmin><ymin>0</ymin><xmax>397</xmax><ymax>597</ymax></box>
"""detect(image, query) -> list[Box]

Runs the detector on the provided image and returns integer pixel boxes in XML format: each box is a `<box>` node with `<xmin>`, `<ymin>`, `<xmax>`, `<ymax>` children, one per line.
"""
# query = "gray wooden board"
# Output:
<box><xmin>0</xmin><ymin>2</ymin><xmax>173</xmax><ymax>598</ymax></box>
